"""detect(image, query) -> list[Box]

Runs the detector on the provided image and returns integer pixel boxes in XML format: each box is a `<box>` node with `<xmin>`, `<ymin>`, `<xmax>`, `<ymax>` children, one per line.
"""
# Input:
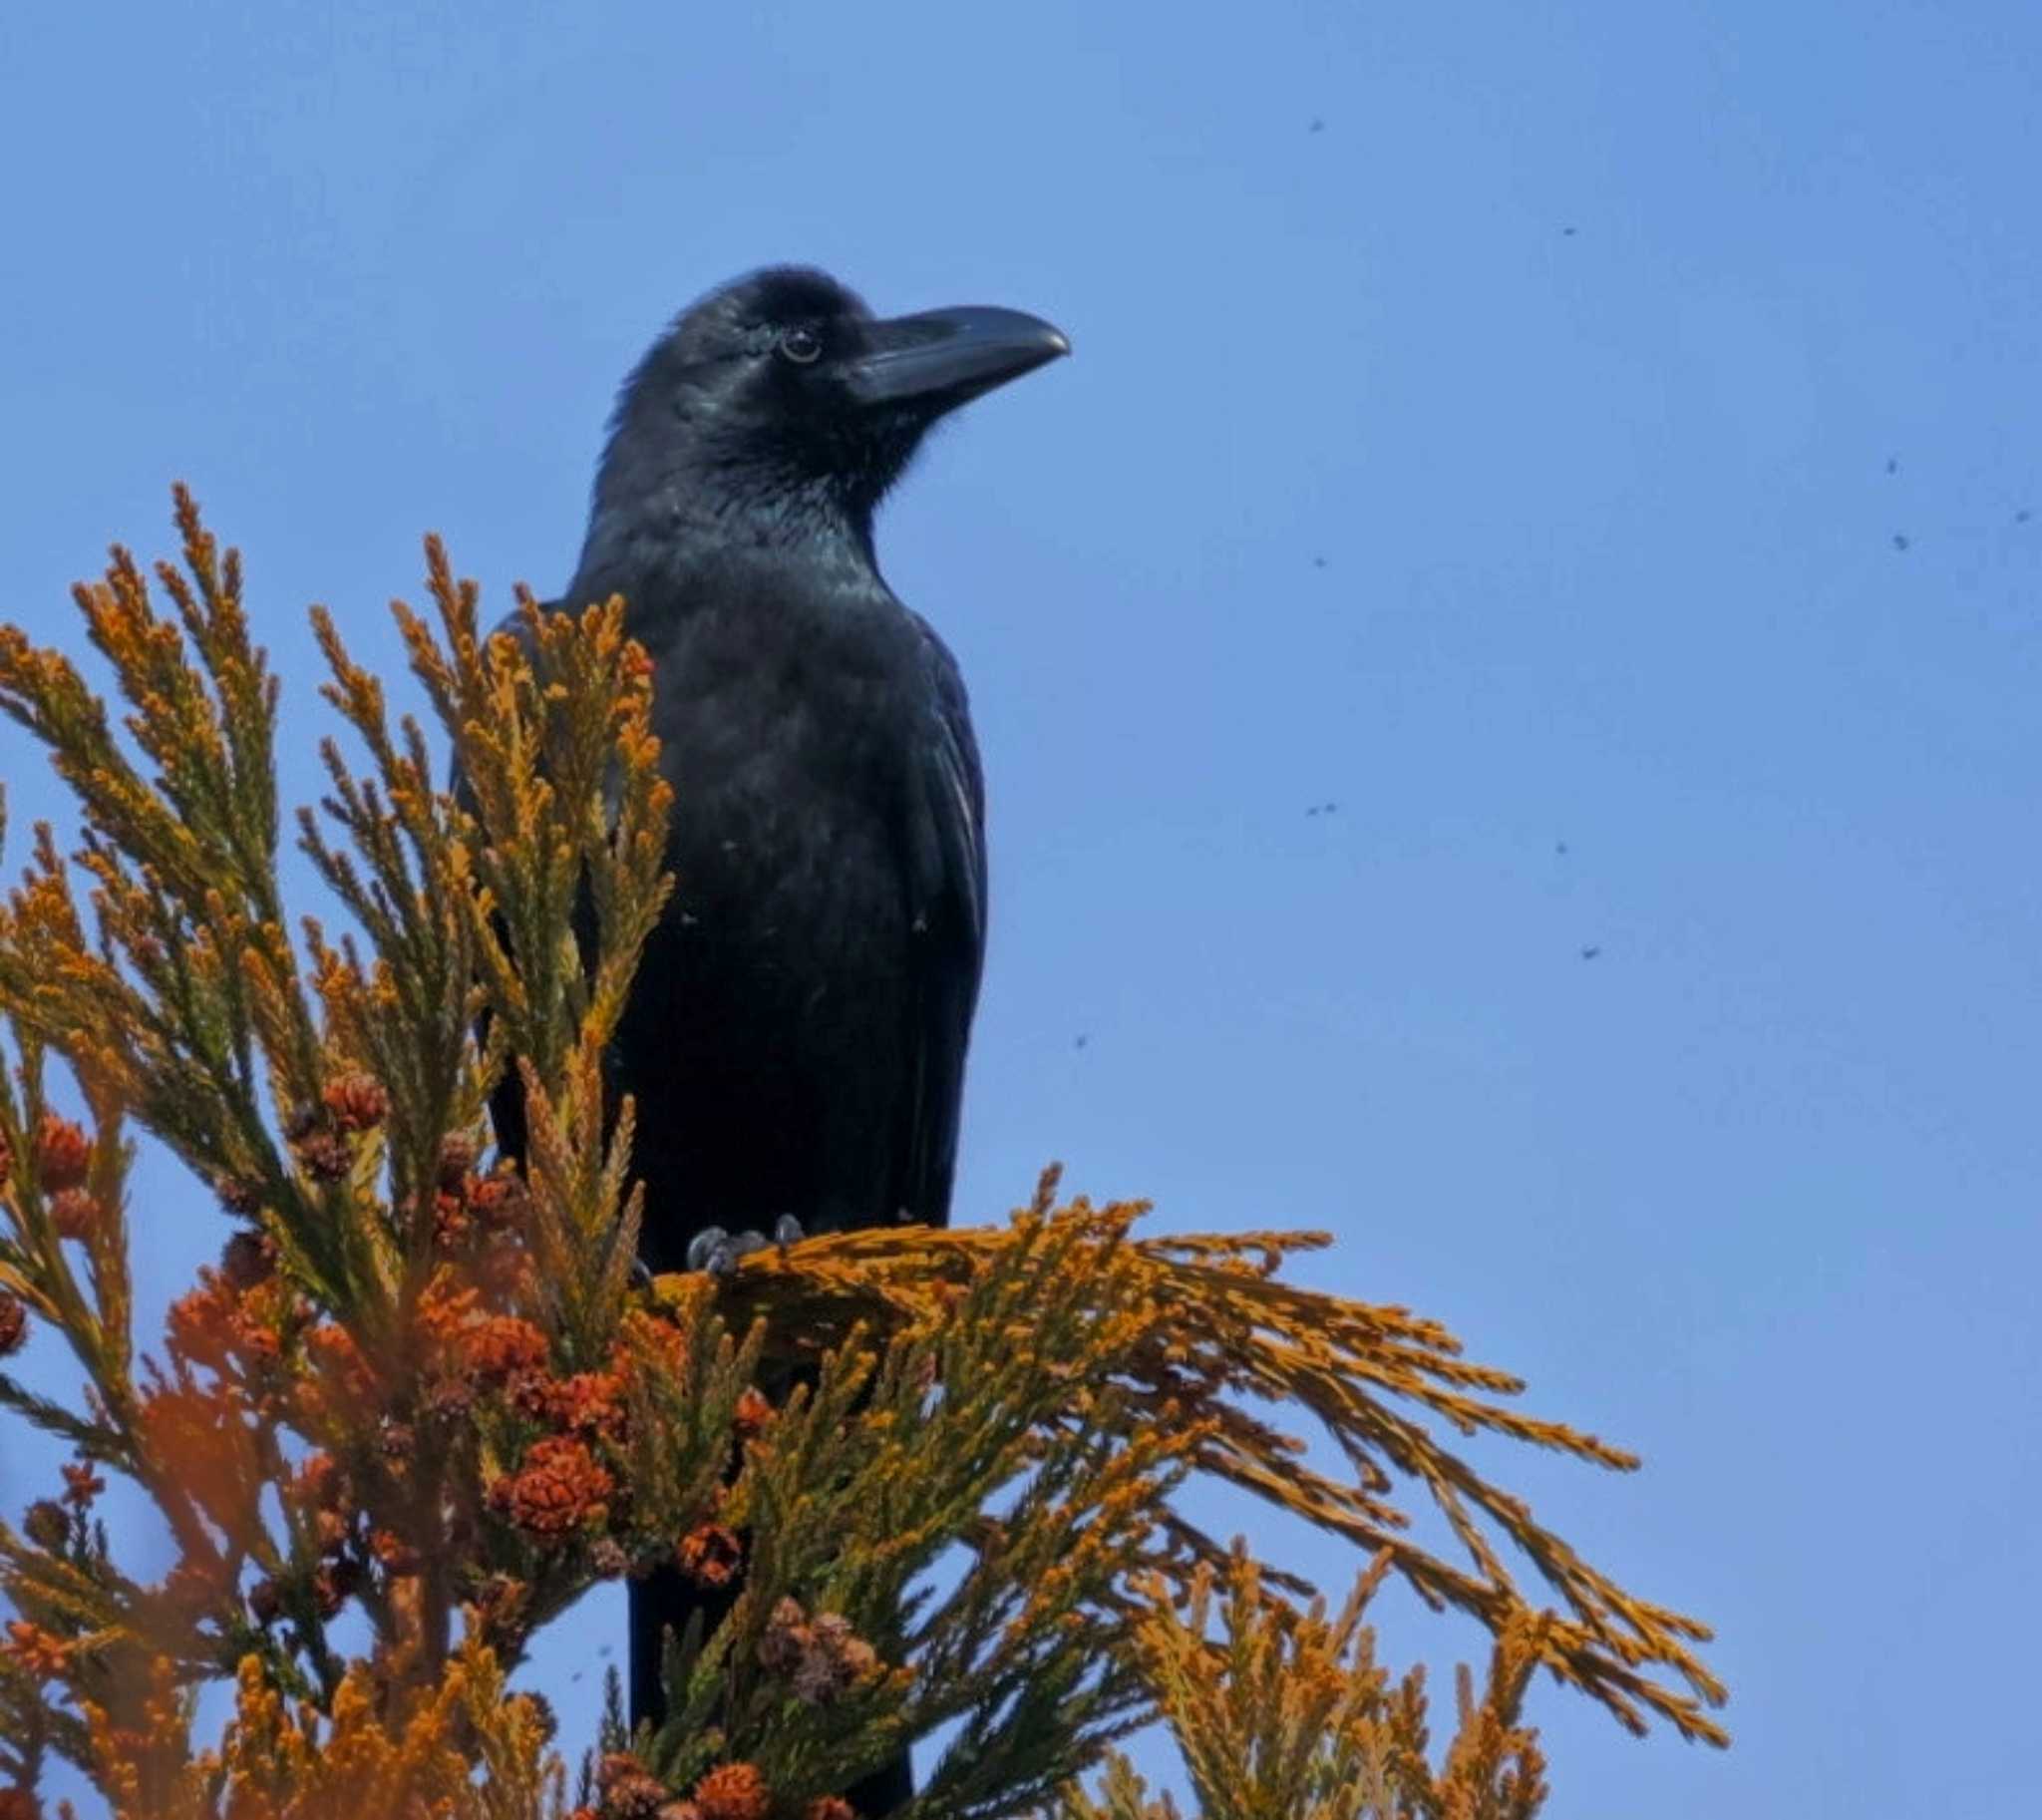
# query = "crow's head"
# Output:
<box><xmin>587</xmin><ymin>266</ymin><xmax>1068</xmax><ymax>556</ymax></box>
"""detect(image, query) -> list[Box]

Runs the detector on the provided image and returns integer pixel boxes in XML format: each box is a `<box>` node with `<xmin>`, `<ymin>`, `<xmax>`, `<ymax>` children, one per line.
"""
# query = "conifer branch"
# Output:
<box><xmin>0</xmin><ymin>496</ymin><xmax>1724</xmax><ymax>1820</ymax></box>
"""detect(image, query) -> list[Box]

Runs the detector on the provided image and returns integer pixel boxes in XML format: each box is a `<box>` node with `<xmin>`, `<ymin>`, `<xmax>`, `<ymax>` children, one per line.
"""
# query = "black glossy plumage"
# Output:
<box><xmin>483</xmin><ymin>267</ymin><xmax>1066</xmax><ymax>1806</ymax></box>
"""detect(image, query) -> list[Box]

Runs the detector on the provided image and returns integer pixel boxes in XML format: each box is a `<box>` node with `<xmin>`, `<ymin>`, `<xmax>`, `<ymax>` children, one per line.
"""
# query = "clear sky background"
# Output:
<box><xmin>3</xmin><ymin>3</ymin><xmax>2038</xmax><ymax>1814</ymax></box>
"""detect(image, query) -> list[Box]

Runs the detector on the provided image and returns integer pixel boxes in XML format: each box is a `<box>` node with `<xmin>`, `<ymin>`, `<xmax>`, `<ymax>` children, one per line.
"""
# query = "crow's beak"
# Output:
<box><xmin>843</xmin><ymin>305</ymin><xmax>1070</xmax><ymax>411</ymax></box>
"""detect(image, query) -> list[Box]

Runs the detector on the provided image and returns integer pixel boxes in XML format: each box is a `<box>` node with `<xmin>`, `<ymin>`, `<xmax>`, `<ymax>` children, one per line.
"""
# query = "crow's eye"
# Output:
<box><xmin>778</xmin><ymin>325</ymin><xmax>823</xmax><ymax>365</ymax></box>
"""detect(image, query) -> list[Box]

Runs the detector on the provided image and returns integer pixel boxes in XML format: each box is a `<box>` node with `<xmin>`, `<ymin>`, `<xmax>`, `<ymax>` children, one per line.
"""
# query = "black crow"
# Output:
<box><xmin>485</xmin><ymin>266</ymin><xmax>1067</xmax><ymax>1800</ymax></box>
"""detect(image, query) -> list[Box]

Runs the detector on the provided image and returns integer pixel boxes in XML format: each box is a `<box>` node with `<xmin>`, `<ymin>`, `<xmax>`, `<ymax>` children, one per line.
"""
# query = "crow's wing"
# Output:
<box><xmin>895</xmin><ymin>618</ymin><xmax>988</xmax><ymax>1228</ymax></box>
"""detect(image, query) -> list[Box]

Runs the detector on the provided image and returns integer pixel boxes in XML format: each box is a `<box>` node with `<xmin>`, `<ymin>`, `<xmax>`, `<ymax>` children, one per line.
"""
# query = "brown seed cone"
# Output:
<box><xmin>436</xmin><ymin>1131</ymin><xmax>480</xmax><ymax>1191</ymax></box>
<box><xmin>461</xmin><ymin>1315</ymin><xmax>549</xmax><ymax>1387</ymax></box>
<box><xmin>214</xmin><ymin>1173</ymin><xmax>263</xmax><ymax>1217</ymax></box>
<box><xmin>540</xmin><ymin>1370</ymin><xmax>627</xmax><ymax>1439</ymax></box>
<box><xmin>691</xmin><ymin>1764</ymin><xmax>770</xmax><ymax>1820</ymax></box>
<box><xmin>758</xmin><ymin>1597</ymin><xmax>811</xmax><ymax>1675</ymax></box>
<box><xmin>312</xmin><ymin>1560</ymin><xmax>360</xmax><ymax>1619</ymax></box>
<box><xmin>675</xmin><ymin>1521</ymin><xmax>743</xmax><ymax>1589</ymax></box>
<box><xmin>371</xmin><ymin>1530</ymin><xmax>424</xmax><ymax>1577</ymax></box>
<box><xmin>321</xmin><ymin>1072</ymin><xmax>391</xmax><ymax>1133</ymax></box>
<box><xmin>469</xmin><ymin>1170</ymin><xmax>532</xmax><ymax>1233</ymax></box>
<box><xmin>468</xmin><ymin>1572</ymin><xmax>527</xmax><ymax>1633</ymax></box>
<box><xmin>61</xmin><ymin>1462</ymin><xmax>103</xmax><ymax>1507</ymax></box>
<box><xmin>423</xmin><ymin>1376</ymin><xmax>478</xmax><ymax>1423</ymax></box>
<box><xmin>793</xmin><ymin>1643</ymin><xmax>851</xmax><ymax>1707</ymax></box>
<box><xmin>220</xmin><ymin>1228</ymin><xmax>278</xmax><ymax>1289</ymax></box>
<box><xmin>47</xmin><ymin>1188</ymin><xmax>100</xmax><ymax>1244</ymax></box>
<box><xmin>32</xmin><ymin>1113</ymin><xmax>91</xmax><ymax>1192</ymax></box>
<box><xmin>596</xmin><ymin>1753</ymin><xmax>668</xmax><ymax>1820</ymax></box>
<box><xmin>432</xmin><ymin>1191</ymin><xmax>473</xmax><ymax>1253</ymax></box>
<box><xmin>501</xmin><ymin>1437</ymin><xmax>613</xmax><ymax>1541</ymax></box>
<box><xmin>293</xmin><ymin>1130</ymin><xmax>351</xmax><ymax>1183</ymax></box>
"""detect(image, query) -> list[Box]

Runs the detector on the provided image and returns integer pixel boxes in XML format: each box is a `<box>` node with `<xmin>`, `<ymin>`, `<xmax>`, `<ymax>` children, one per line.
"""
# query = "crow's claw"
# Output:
<box><xmin>687</xmin><ymin>1218</ymin><xmax>803</xmax><ymax>1277</ymax></box>
<box><xmin>685</xmin><ymin>1227</ymin><xmax>732</xmax><ymax>1275</ymax></box>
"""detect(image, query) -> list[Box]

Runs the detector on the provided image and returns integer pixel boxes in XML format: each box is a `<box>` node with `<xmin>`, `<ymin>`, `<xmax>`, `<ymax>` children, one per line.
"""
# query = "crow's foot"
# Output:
<box><xmin>685</xmin><ymin>1215</ymin><xmax>806</xmax><ymax>1277</ymax></box>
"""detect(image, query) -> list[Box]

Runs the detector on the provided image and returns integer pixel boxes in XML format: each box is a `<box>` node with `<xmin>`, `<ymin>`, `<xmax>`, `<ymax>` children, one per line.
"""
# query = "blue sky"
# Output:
<box><xmin>3</xmin><ymin>2</ymin><xmax>2038</xmax><ymax>1813</ymax></box>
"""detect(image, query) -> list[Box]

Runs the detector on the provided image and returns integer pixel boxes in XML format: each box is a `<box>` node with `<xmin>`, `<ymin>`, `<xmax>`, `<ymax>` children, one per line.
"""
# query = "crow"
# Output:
<box><xmin>484</xmin><ymin>267</ymin><xmax>1067</xmax><ymax>1803</ymax></box>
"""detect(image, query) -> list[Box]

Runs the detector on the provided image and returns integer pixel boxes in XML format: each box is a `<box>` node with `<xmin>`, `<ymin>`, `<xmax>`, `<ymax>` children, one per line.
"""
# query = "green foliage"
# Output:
<box><xmin>0</xmin><ymin>497</ymin><xmax>1724</xmax><ymax>1819</ymax></box>
<box><xmin>1057</xmin><ymin>1550</ymin><xmax>1547</xmax><ymax>1820</ymax></box>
